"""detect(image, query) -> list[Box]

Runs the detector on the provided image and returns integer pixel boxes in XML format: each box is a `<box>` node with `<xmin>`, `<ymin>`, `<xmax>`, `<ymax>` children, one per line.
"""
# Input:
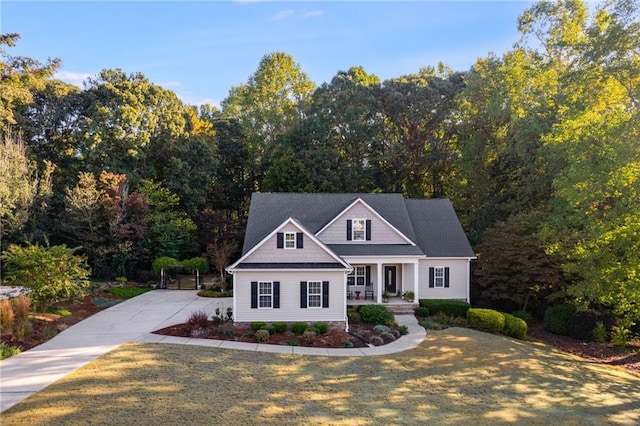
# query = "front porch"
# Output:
<box><xmin>345</xmin><ymin>260</ymin><xmax>420</xmax><ymax>304</ymax></box>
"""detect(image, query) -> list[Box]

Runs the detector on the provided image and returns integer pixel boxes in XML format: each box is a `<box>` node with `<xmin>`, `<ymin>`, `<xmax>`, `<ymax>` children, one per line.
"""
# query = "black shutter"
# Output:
<box><xmin>300</xmin><ymin>281</ymin><xmax>307</xmax><ymax>308</ymax></box>
<box><xmin>346</xmin><ymin>220</ymin><xmax>352</xmax><ymax>240</ymax></box>
<box><xmin>322</xmin><ymin>281</ymin><xmax>329</xmax><ymax>308</ymax></box>
<box><xmin>444</xmin><ymin>268</ymin><xmax>450</xmax><ymax>288</ymax></box>
<box><xmin>277</xmin><ymin>232</ymin><xmax>284</xmax><ymax>248</ymax></box>
<box><xmin>429</xmin><ymin>267</ymin><xmax>435</xmax><ymax>288</ymax></box>
<box><xmin>365</xmin><ymin>220</ymin><xmax>372</xmax><ymax>240</ymax></box>
<box><xmin>296</xmin><ymin>232</ymin><xmax>303</xmax><ymax>249</ymax></box>
<box><xmin>365</xmin><ymin>266</ymin><xmax>371</xmax><ymax>286</ymax></box>
<box><xmin>273</xmin><ymin>282</ymin><xmax>280</xmax><ymax>308</ymax></box>
<box><xmin>251</xmin><ymin>281</ymin><xmax>258</xmax><ymax>308</ymax></box>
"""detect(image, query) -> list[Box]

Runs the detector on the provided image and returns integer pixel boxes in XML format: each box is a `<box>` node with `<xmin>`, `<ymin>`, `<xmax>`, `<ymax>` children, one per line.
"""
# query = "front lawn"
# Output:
<box><xmin>3</xmin><ymin>328</ymin><xmax>639</xmax><ymax>425</ymax></box>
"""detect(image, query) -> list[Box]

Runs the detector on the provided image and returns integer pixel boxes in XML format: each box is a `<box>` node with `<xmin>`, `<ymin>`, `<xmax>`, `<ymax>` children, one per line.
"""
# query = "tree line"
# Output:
<box><xmin>1</xmin><ymin>1</ymin><xmax>638</xmax><ymax>335</ymax></box>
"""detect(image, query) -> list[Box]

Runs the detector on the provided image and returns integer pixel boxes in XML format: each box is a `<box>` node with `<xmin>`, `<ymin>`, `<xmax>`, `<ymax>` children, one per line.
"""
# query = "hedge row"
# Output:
<box><xmin>418</xmin><ymin>299</ymin><xmax>470</xmax><ymax>318</ymax></box>
<box><xmin>466</xmin><ymin>308</ymin><xmax>527</xmax><ymax>340</ymax></box>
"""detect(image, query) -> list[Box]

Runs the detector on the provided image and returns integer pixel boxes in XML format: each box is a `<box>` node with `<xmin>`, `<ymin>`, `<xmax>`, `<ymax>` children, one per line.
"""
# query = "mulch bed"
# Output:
<box><xmin>152</xmin><ymin>321</ymin><xmax>393</xmax><ymax>349</ymax></box>
<box><xmin>528</xmin><ymin>324</ymin><xmax>640</xmax><ymax>375</ymax></box>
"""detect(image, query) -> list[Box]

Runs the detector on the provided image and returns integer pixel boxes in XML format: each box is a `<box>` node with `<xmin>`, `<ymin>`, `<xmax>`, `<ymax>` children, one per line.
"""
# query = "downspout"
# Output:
<box><xmin>467</xmin><ymin>259</ymin><xmax>471</xmax><ymax>304</ymax></box>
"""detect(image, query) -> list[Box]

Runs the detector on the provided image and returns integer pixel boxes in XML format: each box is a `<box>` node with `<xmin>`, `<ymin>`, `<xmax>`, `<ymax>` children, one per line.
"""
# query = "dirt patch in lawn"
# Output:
<box><xmin>3</xmin><ymin>327</ymin><xmax>639</xmax><ymax>425</ymax></box>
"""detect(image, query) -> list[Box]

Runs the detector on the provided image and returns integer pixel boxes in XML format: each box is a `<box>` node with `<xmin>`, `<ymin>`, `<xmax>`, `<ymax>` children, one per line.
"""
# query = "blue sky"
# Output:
<box><xmin>3</xmin><ymin>1</ymin><xmax>535</xmax><ymax>107</ymax></box>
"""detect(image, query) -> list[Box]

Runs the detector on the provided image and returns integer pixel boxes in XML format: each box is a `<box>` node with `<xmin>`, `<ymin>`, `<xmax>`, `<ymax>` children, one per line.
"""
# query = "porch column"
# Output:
<box><xmin>413</xmin><ymin>261</ymin><xmax>419</xmax><ymax>302</ymax></box>
<box><xmin>376</xmin><ymin>261</ymin><xmax>383</xmax><ymax>303</ymax></box>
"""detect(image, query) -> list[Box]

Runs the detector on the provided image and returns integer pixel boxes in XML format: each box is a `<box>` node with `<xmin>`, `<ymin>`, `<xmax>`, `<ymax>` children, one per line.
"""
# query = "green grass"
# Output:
<box><xmin>109</xmin><ymin>287</ymin><xmax>151</xmax><ymax>299</ymax></box>
<box><xmin>3</xmin><ymin>328</ymin><xmax>639</xmax><ymax>425</ymax></box>
<box><xmin>46</xmin><ymin>306</ymin><xmax>72</xmax><ymax>316</ymax></box>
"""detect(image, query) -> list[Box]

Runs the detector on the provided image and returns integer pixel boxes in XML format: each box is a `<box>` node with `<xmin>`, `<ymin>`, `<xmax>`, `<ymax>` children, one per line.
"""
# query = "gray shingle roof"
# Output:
<box><xmin>327</xmin><ymin>244</ymin><xmax>425</xmax><ymax>257</ymax></box>
<box><xmin>241</xmin><ymin>192</ymin><xmax>474</xmax><ymax>259</ymax></box>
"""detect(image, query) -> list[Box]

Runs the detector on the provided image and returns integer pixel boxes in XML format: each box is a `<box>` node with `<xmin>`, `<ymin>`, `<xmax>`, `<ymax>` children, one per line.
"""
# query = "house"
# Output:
<box><xmin>227</xmin><ymin>193</ymin><xmax>475</xmax><ymax>329</ymax></box>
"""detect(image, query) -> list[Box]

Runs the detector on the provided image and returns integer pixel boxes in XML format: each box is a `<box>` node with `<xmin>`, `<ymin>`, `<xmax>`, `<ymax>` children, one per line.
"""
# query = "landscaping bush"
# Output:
<box><xmin>0</xmin><ymin>299</ymin><xmax>14</xmax><ymax>334</ymax></box>
<box><xmin>197</xmin><ymin>289</ymin><xmax>232</xmax><ymax>298</ymax></box>
<box><xmin>358</xmin><ymin>304</ymin><xmax>394</xmax><ymax>325</ymax></box>
<box><xmin>47</xmin><ymin>306</ymin><xmax>71</xmax><ymax>316</ymax></box>
<box><xmin>369</xmin><ymin>335</ymin><xmax>384</xmax><ymax>346</ymax></box>
<box><xmin>593</xmin><ymin>321</ymin><xmax>607</xmax><ymax>342</ymax></box>
<box><xmin>467</xmin><ymin>308</ymin><xmax>505</xmax><ymax>334</ymax></box>
<box><xmin>379</xmin><ymin>331</ymin><xmax>396</xmax><ymax>343</ymax></box>
<box><xmin>291</xmin><ymin>322</ymin><xmax>308</xmax><ymax>334</ymax></box>
<box><xmin>347</xmin><ymin>309</ymin><xmax>361</xmax><ymax>324</ymax></box>
<box><xmin>255</xmin><ymin>329</ymin><xmax>270</xmax><ymax>343</ymax></box>
<box><xmin>341</xmin><ymin>339</ymin><xmax>354</xmax><ymax>348</ymax></box>
<box><xmin>419</xmin><ymin>299</ymin><xmax>470</xmax><ymax>318</ymax></box>
<box><xmin>568</xmin><ymin>310</ymin><xmax>600</xmax><ymax>341</ymax></box>
<box><xmin>373</xmin><ymin>324</ymin><xmax>391</xmax><ymax>334</ymax></box>
<box><xmin>187</xmin><ymin>311</ymin><xmax>209</xmax><ymax>330</ymax></box>
<box><xmin>399</xmin><ymin>325</ymin><xmax>409</xmax><ymax>335</ymax></box>
<box><xmin>314</xmin><ymin>322</ymin><xmax>329</xmax><ymax>334</ymax></box>
<box><xmin>512</xmin><ymin>310</ymin><xmax>534</xmax><ymax>325</ymax></box>
<box><xmin>272</xmin><ymin>322</ymin><xmax>288</xmax><ymax>333</ymax></box>
<box><xmin>503</xmin><ymin>313</ymin><xmax>528</xmax><ymax>340</ymax></box>
<box><xmin>263</xmin><ymin>325</ymin><xmax>277</xmax><ymax>335</ymax></box>
<box><xmin>110</xmin><ymin>287</ymin><xmax>150</xmax><ymax>299</ymax></box>
<box><xmin>12</xmin><ymin>295</ymin><xmax>31</xmax><ymax>321</ymax></box>
<box><xmin>0</xmin><ymin>342</ymin><xmax>21</xmax><ymax>360</ymax></box>
<box><xmin>414</xmin><ymin>307</ymin><xmax>430</xmax><ymax>318</ymax></box>
<box><xmin>543</xmin><ymin>303</ymin><xmax>576</xmax><ymax>335</ymax></box>
<box><xmin>419</xmin><ymin>319</ymin><xmax>447</xmax><ymax>330</ymax></box>
<box><xmin>432</xmin><ymin>312</ymin><xmax>468</xmax><ymax>327</ymax></box>
<box><xmin>250</xmin><ymin>321</ymin><xmax>267</xmax><ymax>331</ymax></box>
<box><xmin>301</xmin><ymin>330</ymin><xmax>317</xmax><ymax>344</ymax></box>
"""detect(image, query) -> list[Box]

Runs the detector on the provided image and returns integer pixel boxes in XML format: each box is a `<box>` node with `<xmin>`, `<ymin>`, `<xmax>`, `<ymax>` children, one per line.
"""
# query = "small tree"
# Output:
<box><xmin>2</xmin><ymin>243</ymin><xmax>90</xmax><ymax>312</ymax></box>
<box><xmin>206</xmin><ymin>239</ymin><xmax>238</xmax><ymax>284</ymax></box>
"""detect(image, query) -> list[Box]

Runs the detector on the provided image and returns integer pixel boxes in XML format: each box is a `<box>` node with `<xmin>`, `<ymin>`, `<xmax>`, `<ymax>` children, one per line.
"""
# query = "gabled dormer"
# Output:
<box><xmin>316</xmin><ymin>198</ymin><xmax>416</xmax><ymax>245</ymax></box>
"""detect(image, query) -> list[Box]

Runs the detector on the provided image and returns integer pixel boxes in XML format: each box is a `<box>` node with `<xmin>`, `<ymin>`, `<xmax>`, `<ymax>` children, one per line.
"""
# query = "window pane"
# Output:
<box><xmin>285</xmin><ymin>232</ymin><xmax>295</xmax><ymax>248</ymax></box>
<box><xmin>353</xmin><ymin>219</ymin><xmax>365</xmax><ymax>240</ymax></box>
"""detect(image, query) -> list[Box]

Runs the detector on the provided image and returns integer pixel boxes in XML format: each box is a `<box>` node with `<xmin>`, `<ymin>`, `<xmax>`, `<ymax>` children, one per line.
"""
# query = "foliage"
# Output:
<box><xmin>182</xmin><ymin>257</ymin><xmax>210</xmax><ymax>274</ymax></box>
<box><xmin>543</xmin><ymin>303</ymin><xmax>577</xmax><ymax>336</ymax></box>
<box><xmin>0</xmin><ymin>299</ymin><xmax>14</xmax><ymax>334</ymax></box>
<box><xmin>255</xmin><ymin>329</ymin><xmax>270</xmax><ymax>344</ymax></box>
<box><xmin>12</xmin><ymin>294</ymin><xmax>30</xmax><ymax>321</ymax></box>
<box><xmin>502</xmin><ymin>313</ymin><xmax>528</xmax><ymax>340</ymax></box>
<box><xmin>250</xmin><ymin>321</ymin><xmax>266</xmax><ymax>331</ymax></box>
<box><xmin>418</xmin><ymin>300</ymin><xmax>470</xmax><ymax>318</ymax></box>
<box><xmin>432</xmin><ymin>312</ymin><xmax>468</xmax><ymax>328</ymax></box>
<box><xmin>419</xmin><ymin>318</ymin><xmax>447</xmax><ymax>330</ymax></box>
<box><xmin>593</xmin><ymin>321</ymin><xmax>607</xmax><ymax>343</ymax></box>
<box><xmin>186</xmin><ymin>311</ymin><xmax>209</xmax><ymax>331</ymax></box>
<box><xmin>414</xmin><ymin>307</ymin><xmax>430</xmax><ymax>318</ymax></box>
<box><xmin>466</xmin><ymin>308</ymin><xmax>505</xmax><ymax>334</ymax></box>
<box><xmin>47</xmin><ymin>306</ymin><xmax>71</xmax><ymax>316</ymax></box>
<box><xmin>0</xmin><ymin>342</ymin><xmax>21</xmax><ymax>359</ymax></box>
<box><xmin>399</xmin><ymin>325</ymin><xmax>409</xmax><ymax>336</ymax></box>
<box><xmin>610</xmin><ymin>326</ymin><xmax>631</xmax><ymax>347</ymax></box>
<box><xmin>512</xmin><ymin>310</ymin><xmax>534</xmax><ymax>325</ymax></box>
<box><xmin>314</xmin><ymin>322</ymin><xmax>329</xmax><ymax>334</ymax></box>
<box><xmin>301</xmin><ymin>330</ymin><xmax>317</xmax><ymax>344</ymax></box>
<box><xmin>272</xmin><ymin>322</ymin><xmax>287</xmax><ymax>333</ymax></box>
<box><xmin>347</xmin><ymin>308</ymin><xmax>361</xmax><ymax>324</ymax></box>
<box><xmin>92</xmin><ymin>298</ymin><xmax>122</xmax><ymax>309</ymax></box>
<box><xmin>358</xmin><ymin>304</ymin><xmax>394</xmax><ymax>325</ymax></box>
<box><xmin>2</xmin><ymin>243</ymin><xmax>90</xmax><ymax>311</ymax></box>
<box><xmin>403</xmin><ymin>291</ymin><xmax>415</xmax><ymax>302</ymax></box>
<box><xmin>369</xmin><ymin>335</ymin><xmax>384</xmax><ymax>346</ymax></box>
<box><xmin>109</xmin><ymin>287</ymin><xmax>150</xmax><ymax>299</ymax></box>
<box><xmin>291</xmin><ymin>322</ymin><xmax>308</xmax><ymax>334</ymax></box>
<box><xmin>151</xmin><ymin>256</ymin><xmax>180</xmax><ymax>274</ymax></box>
<box><xmin>196</xmin><ymin>289</ymin><xmax>232</xmax><ymax>298</ymax></box>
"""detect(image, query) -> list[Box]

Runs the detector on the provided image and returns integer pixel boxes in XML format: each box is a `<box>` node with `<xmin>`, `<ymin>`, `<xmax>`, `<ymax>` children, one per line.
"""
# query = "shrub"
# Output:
<box><xmin>314</xmin><ymin>322</ymin><xmax>329</xmax><ymax>334</ymax></box>
<box><xmin>390</xmin><ymin>328</ymin><xmax>401</xmax><ymax>339</ymax></box>
<box><xmin>287</xmin><ymin>339</ymin><xmax>299</xmax><ymax>346</ymax></box>
<box><xmin>197</xmin><ymin>289</ymin><xmax>232</xmax><ymax>298</ymax></box>
<box><xmin>611</xmin><ymin>326</ymin><xmax>631</xmax><ymax>346</ymax></box>
<box><xmin>250</xmin><ymin>321</ymin><xmax>267</xmax><ymax>331</ymax></box>
<box><xmin>291</xmin><ymin>322</ymin><xmax>308</xmax><ymax>334</ymax></box>
<box><xmin>0</xmin><ymin>299</ymin><xmax>14</xmax><ymax>334</ymax></box>
<box><xmin>47</xmin><ymin>306</ymin><xmax>71</xmax><ymax>316</ymax></box>
<box><xmin>373</xmin><ymin>324</ymin><xmax>391</xmax><ymax>334</ymax></box>
<box><xmin>568</xmin><ymin>310</ymin><xmax>600</xmax><ymax>341</ymax></box>
<box><xmin>14</xmin><ymin>319</ymin><xmax>33</xmax><ymax>340</ymax></box>
<box><xmin>187</xmin><ymin>311</ymin><xmax>209</xmax><ymax>330</ymax></box>
<box><xmin>347</xmin><ymin>309</ymin><xmax>361</xmax><ymax>324</ymax></box>
<box><xmin>399</xmin><ymin>325</ymin><xmax>409</xmax><ymax>335</ymax></box>
<box><xmin>543</xmin><ymin>303</ymin><xmax>576</xmax><ymax>335</ymax></box>
<box><xmin>0</xmin><ymin>342</ymin><xmax>21</xmax><ymax>360</ymax></box>
<box><xmin>503</xmin><ymin>313</ymin><xmax>528</xmax><ymax>340</ymax></box>
<box><xmin>255</xmin><ymin>329</ymin><xmax>270</xmax><ymax>343</ymax></box>
<box><xmin>369</xmin><ymin>335</ymin><xmax>384</xmax><ymax>346</ymax></box>
<box><xmin>432</xmin><ymin>312</ymin><xmax>468</xmax><ymax>327</ymax></box>
<box><xmin>110</xmin><ymin>287</ymin><xmax>150</xmax><ymax>299</ymax></box>
<box><xmin>358</xmin><ymin>304</ymin><xmax>394</xmax><ymax>325</ymax></box>
<box><xmin>512</xmin><ymin>310</ymin><xmax>534</xmax><ymax>325</ymax></box>
<box><xmin>419</xmin><ymin>299</ymin><xmax>470</xmax><ymax>318</ymax></box>
<box><xmin>379</xmin><ymin>331</ymin><xmax>396</xmax><ymax>343</ymax></box>
<box><xmin>593</xmin><ymin>321</ymin><xmax>607</xmax><ymax>343</ymax></box>
<box><xmin>467</xmin><ymin>308</ymin><xmax>505</xmax><ymax>334</ymax></box>
<box><xmin>414</xmin><ymin>307</ymin><xmax>430</xmax><ymax>318</ymax></box>
<box><xmin>341</xmin><ymin>339</ymin><xmax>354</xmax><ymax>348</ymax></box>
<box><xmin>12</xmin><ymin>295</ymin><xmax>31</xmax><ymax>322</ymax></box>
<box><xmin>272</xmin><ymin>322</ymin><xmax>288</xmax><ymax>333</ymax></box>
<box><xmin>263</xmin><ymin>325</ymin><xmax>277</xmax><ymax>335</ymax></box>
<box><xmin>419</xmin><ymin>319</ymin><xmax>447</xmax><ymax>330</ymax></box>
<box><xmin>301</xmin><ymin>330</ymin><xmax>317</xmax><ymax>344</ymax></box>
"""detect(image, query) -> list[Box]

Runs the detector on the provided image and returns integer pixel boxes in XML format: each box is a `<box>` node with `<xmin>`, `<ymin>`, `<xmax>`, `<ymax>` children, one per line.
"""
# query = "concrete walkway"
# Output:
<box><xmin>0</xmin><ymin>290</ymin><xmax>425</xmax><ymax>413</ymax></box>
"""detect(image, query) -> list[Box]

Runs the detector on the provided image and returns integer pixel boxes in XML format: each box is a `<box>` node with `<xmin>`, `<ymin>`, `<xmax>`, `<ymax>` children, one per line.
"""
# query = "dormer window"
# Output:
<box><xmin>346</xmin><ymin>219</ymin><xmax>371</xmax><ymax>241</ymax></box>
<box><xmin>352</xmin><ymin>219</ymin><xmax>365</xmax><ymax>241</ymax></box>
<box><xmin>284</xmin><ymin>232</ymin><xmax>296</xmax><ymax>249</ymax></box>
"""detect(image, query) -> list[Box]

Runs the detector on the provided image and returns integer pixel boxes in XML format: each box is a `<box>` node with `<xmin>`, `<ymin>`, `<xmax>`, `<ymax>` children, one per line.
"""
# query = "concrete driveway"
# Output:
<box><xmin>0</xmin><ymin>290</ymin><xmax>229</xmax><ymax>413</ymax></box>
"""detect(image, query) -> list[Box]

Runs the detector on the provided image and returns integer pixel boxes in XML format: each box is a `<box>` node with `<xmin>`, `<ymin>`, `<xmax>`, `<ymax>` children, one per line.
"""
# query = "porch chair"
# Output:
<box><xmin>364</xmin><ymin>290</ymin><xmax>374</xmax><ymax>300</ymax></box>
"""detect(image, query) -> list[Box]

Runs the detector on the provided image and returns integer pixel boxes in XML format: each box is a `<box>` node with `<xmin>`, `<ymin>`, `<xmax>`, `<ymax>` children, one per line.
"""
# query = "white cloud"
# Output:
<box><xmin>54</xmin><ymin>70</ymin><xmax>92</xmax><ymax>88</ymax></box>
<box><xmin>302</xmin><ymin>10</ymin><xmax>324</xmax><ymax>19</ymax></box>
<box><xmin>271</xmin><ymin>9</ymin><xmax>294</xmax><ymax>21</ymax></box>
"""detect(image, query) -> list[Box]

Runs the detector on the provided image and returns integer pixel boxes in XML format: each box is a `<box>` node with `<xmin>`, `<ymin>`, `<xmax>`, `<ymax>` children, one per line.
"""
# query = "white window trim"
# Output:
<box><xmin>347</xmin><ymin>265</ymin><xmax>366</xmax><ymax>287</ymax></box>
<box><xmin>307</xmin><ymin>281</ymin><xmax>322</xmax><ymax>309</ymax></box>
<box><xmin>258</xmin><ymin>281</ymin><xmax>273</xmax><ymax>309</ymax></box>
<box><xmin>434</xmin><ymin>267</ymin><xmax>445</xmax><ymax>288</ymax></box>
<box><xmin>284</xmin><ymin>232</ymin><xmax>296</xmax><ymax>249</ymax></box>
<box><xmin>352</xmin><ymin>218</ymin><xmax>366</xmax><ymax>241</ymax></box>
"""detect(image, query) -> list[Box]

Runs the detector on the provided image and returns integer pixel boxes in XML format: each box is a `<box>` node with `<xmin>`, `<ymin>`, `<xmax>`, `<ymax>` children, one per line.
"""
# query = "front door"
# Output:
<box><xmin>384</xmin><ymin>266</ymin><xmax>397</xmax><ymax>294</ymax></box>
